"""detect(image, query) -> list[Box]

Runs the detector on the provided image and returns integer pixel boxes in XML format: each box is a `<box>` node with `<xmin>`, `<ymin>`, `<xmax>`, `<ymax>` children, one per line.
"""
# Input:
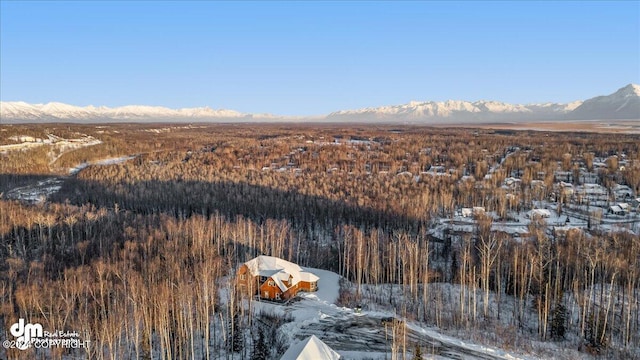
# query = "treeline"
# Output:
<box><xmin>336</xmin><ymin>218</ymin><xmax>639</xmax><ymax>356</ymax></box>
<box><xmin>0</xmin><ymin>124</ymin><xmax>639</xmax><ymax>358</ymax></box>
<box><xmin>0</xmin><ymin>199</ymin><xmax>305</xmax><ymax>359</ymax></box>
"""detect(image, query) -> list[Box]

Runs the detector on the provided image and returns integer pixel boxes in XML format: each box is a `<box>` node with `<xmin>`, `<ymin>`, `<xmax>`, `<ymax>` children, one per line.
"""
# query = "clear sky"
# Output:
<box><xmin>1</xmin><ymin>1</ymin><xmax>638</xmax><ymax>116</ymax></box>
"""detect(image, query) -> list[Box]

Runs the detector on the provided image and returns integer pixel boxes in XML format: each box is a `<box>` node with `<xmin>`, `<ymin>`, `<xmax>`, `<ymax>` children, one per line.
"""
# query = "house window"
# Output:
<box><xmin>240</xmin><ymin>274</ymin><xmax>246</xmax><ymax>280</ymax></box>
<box><xmin>311</xmin><ymin>282</ymin><xmax>317</xmax><ymax>290</ymax></box>
<box><xmin>268</xmin><ymin>280</ymin><xmax>275</xmax><ymax>286</ymax></box>
<box><xmin>264</xmin><ymin>291</ymin><xmax>269</xmax><ymax>298</ymax></box>
<box><xmin>275</xmin><ymin>293</ymin><xmax>281</xmax><ymax>300</ymax></box>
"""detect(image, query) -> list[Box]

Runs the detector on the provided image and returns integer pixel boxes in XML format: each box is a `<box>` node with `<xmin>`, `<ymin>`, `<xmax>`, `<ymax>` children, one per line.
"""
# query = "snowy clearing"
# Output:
<box><xmin>69</xmin><ymin>155</ymin><xmax>136</xmax><ymax>175</ymax></box>
<box><xmin>250</xmin><ymin>268</ymin><xmax>537</xmax><ymax>360</ymax></box>
<box><xmin>3</xmin><ymin>178</ymin><xmax>64</xmax><ymax>203</ymax></box>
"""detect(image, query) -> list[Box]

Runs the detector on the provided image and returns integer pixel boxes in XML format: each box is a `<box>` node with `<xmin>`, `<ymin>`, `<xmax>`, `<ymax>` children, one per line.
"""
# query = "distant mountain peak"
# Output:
<box><xmin>617</xmin><ymin>83</ymin><xmax>640</xmax><ymax>96</ymax></box>
<box><xmin>567</xmin><ymin>84</ymin><xmax>640</xmax><ymax>120</ymax></box>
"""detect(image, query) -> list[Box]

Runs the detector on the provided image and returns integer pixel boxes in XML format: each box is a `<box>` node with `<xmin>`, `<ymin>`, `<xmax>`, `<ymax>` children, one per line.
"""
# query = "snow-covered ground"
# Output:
<box><xmin>68</xmin><ymin>155</ymin><xmax>136</xmax><ymax>175</ymax></box>
<box><xmin>48</xmin><ymin>137</ymin><xmax>103</xmax><ymax>165</ymax></box>
<box><xmin>435</xmin><ymin>200</ymin><xmax>639</xmax><ymax>239</ymax></box>
<box><xmin>3</xmin><ymin>155</ymin><xmax>137</xmax><ymax>203</ymax></box>
<box><xmin>3</xmin><ymin>178</ymin><xmax>64</xmax><ymax>203</ymax></box>
<box><xmin>250</xmin><ymin>268</ymin><xmax>539</xmax><ymax>359</ymax></box>
<box><xmin>0</xmin><ymin>134</ymin><xmax>102</xmax><ymax>157</ymax></box>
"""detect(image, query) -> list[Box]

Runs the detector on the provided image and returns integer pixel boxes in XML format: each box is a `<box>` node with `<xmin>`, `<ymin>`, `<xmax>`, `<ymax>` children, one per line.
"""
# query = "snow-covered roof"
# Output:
<box><xmin>618</xmin><ymin>203</ymin><xmax>631</xmax><ymax>210</ymax></box>
<box><xmin>554</xmin><ymin>225</ymin><xmax>582</xmax><ymax>233</ymax></box>
<box><xmin>504</xmin><ymin>177</ymin><xmax>521</xmax><ymax>185</ymax></box>
<box><xmin>257</xmin><ymin>269</ymin><xmax>281</xmax><ymax>278</ymax></box>
<box><xmin>246</xmin><ymin>255</ymin><xmax>301</xmax><ymax>276</ymax></box>
<box><xmin>559</xmin><ymin>181</ymin><xmax>573</xmax><ymax>188</ymax></box>
<box><xmin>299</xmin><ymin>272</ymin><xmax>319</xmax><ymax>282</ymax></box>
<box><xmin>280</xmin><ymin>335</ymin><xmax>340</xmax><ymax>360</ymax></box>
<box><xmin>528</xmin><ymin>209</ymin><xmax>551</xmax><ymax>218</ymax></box>
<box><xmin>609</xmin><ymin>205</ymin><xmax>624</xmax><ymax>213</ymax></box>
<box><xmin>244</xmin><ymin>256</ymin><xmax>319</xmax><ymax>288</ymax></box>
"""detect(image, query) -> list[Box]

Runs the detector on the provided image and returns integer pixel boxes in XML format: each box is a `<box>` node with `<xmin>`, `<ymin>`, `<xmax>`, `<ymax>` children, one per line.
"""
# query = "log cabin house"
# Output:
<box><xmin>237</xmin><ymin>255</ymin><xmax>319</xmax><ymax>301</ymax></box>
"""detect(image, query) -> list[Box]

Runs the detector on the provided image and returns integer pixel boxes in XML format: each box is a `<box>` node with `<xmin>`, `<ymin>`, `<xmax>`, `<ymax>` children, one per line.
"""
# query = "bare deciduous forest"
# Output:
<box><xmin>0</xmin><ymin>123</ymin><xmax>638</xmax><ymax>359</ymax></box>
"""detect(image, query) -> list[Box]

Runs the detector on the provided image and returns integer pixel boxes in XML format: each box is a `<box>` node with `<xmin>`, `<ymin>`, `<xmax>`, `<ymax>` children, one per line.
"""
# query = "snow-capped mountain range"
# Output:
<box><xmin>0</xmin><ymin>102</ymin><xmax>266</xmax><ymax>123</ymax></box>
<box><xmin>327</xmin><ymin>99</ymin><xmax>584</xmax><ymax>122</ymax></box>
<box><xmin>327</xmin><ymin>84</ymin><xmax>639</xmax><ymax>123</ymax></box>
<box><xmin>1</xmin><ymin>84</ymin><xmax>638</xmax><ymax>123</ymax></box>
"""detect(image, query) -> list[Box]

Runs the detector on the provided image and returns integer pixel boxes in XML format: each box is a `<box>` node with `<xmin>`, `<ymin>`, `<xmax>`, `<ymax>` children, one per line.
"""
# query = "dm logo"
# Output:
<box><xmin>10</xmin><ymin>318</ymin><xmax>43</xmax><ymax>350</ymax></box>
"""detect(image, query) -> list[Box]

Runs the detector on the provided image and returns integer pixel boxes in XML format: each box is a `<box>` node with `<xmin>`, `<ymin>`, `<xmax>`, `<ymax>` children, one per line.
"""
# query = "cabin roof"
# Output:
<box><xmin>280</xmin><ymin>335</ymin><xmax>340</xmax><ymax>360</ymax></box>
<box><xmin>245</xmin><ymin>255</ymin><xmax>319</xmax><ymax>287</ymax></box>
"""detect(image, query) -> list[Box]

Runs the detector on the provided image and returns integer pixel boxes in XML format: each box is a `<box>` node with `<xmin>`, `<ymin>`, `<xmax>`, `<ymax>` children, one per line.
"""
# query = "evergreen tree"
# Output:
<box><xmin>585</xmin><ymin>309</ymin><xmax>609</xmax><ymax>351</ymax></box>
<box><xmin>550</xmin><ymin>300</ymin><xmax>567</xmax><ymax>340</ymax></box>
<box><xmin>450</xmin><ymin>251</ymin><xmax>459</xmax><ymax>283</ymax></box>
<box><xmin>228</xmin><ymin>311</ymin><xmax>244</xmax><ymax>353</ymax></box>
<box><xmin>413</xmin><ymin>344</ymin><xmax>423</xmax><ymax>360</ymax></box>
<box><xmin>252</xmin><ymin>327</ymin><xmax>269</xmax><ymax>360</ymax></box>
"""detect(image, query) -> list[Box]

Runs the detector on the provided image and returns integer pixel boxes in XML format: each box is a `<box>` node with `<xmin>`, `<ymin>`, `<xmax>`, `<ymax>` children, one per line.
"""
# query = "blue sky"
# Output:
<box><xmin>1</xmin><ymin>1</ymin><xmax>638</xmax><ymax>115</ymax></box>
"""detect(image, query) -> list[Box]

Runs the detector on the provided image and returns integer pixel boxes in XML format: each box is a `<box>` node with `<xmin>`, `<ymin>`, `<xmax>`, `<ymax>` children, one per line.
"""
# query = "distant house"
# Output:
<box><xmin>527</xmin><ymin>209</ymin><xmax>551</xmax><ymax>219</ymax></box>
<box><xmin>618</xmin><ymin>203</ymin><xmax>631</xmax><ymax>212</ymax></box>
<box><xmin>608</xmin><ymin>205</ymin><xmax>626</xmax><ymax>216</ymax></box>
<box><xmin>237</xmin><ymin>255</ymin><xmax>319</xmax><ymax>301</ymax></box>
<box><xmin>460</xmin><ymin>208</ymin><xmax>473</xmax><ymax>218</ymax></box>
<box><xmin>280</xmin><ymin>335</ymin><xmax>340</xmax><ymax>360</ymax></box>
<box><xmin>530</xmin><ymin>180</ymin><xmax>545</xmax><ymax>189</ymax></box>
<box><xmin>460</xmin><ymin>207</ymin><xmax>486</xmax><ymax>218</ymax></box>
<box><xmin>503</xmin><ymin>177</ymin><xmax>521</xmax><ymax>188</ymax></box>
<box><xmin>555</xmin><ymin>182</ymin><xmax>574</xmax><ymax>197</ymax></box>
<box><xmin>554</xmin><ymin>170</ymin><xmax>572</xmax><ymax>183</ymax></box>
<box><xmin>613</xmin><ymin>184</ymin><xmax>634</xmax><ymax>201</ymax></box>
